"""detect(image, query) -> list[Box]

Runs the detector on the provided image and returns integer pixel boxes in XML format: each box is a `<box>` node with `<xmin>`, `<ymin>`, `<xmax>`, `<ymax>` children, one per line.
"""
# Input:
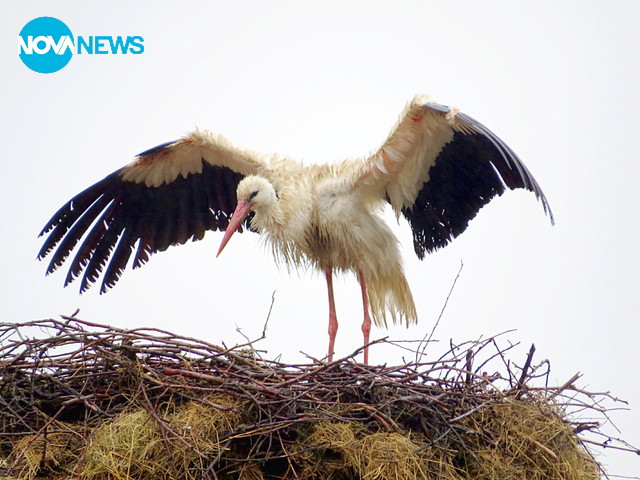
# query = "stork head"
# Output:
<box><xmin>216</xmin><ymin>176</ymin><xmax>277</xmax><ymax>257</ymax></box>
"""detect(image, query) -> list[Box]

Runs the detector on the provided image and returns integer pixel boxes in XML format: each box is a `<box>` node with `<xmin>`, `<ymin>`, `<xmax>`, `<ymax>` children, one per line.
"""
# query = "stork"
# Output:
<box><xmin>38</xmin><ymin>95</ymin><xmax>553</xmax><ymax>363</ymax></box>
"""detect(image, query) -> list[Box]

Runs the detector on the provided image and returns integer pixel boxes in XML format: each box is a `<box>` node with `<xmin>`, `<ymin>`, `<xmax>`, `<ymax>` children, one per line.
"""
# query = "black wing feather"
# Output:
<box><xmin>38</xmin><ymin>174</ymin><xmax>120</xmax><ymax>260</ymax></box>
<box><xmin>64</xmin><ymin>206</ymin><xmax>110</xmax><ymax>286</ymax></box>
<box><xmin>101</xmin><ymin>227</ymin><xmax>136</xmax><ymax>292</ymax></box>
<box><xmin>402</xmin><ymin>107</ymin><xmax>553</xmax><ymax>259</ymax></box>
<box><xmin>191</xmin><ymin>172</ymin><xmax>213</xmax><ymax>240</ymax></box>
<box><xmin>44</xmin><ymin>191</ymin><xmax>114</xmax><ymax>275</ymax></box>
<box><xmin>39</xmin><ymin>155</ymin><xmax>250</xmax><ymax>293</ymax></box>
<box><xmin>80</xmin><ymin>201</ymin><xmax>125</xmax><ymax>292</ymax></box>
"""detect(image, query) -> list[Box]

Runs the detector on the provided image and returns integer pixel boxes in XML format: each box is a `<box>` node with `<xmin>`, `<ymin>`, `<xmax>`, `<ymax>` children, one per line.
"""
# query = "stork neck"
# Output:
<box><xmin>252</xmin><ymin>200</ymin><xmax>285</xmax><ymax>232</ymax></box>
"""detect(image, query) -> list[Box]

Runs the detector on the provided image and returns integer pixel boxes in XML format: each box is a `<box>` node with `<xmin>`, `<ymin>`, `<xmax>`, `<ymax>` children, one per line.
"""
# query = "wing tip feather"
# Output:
<box><xmin>400</xmin><ymin>100</ymin><xmax>554</xmax><ymax>256</ymax></box>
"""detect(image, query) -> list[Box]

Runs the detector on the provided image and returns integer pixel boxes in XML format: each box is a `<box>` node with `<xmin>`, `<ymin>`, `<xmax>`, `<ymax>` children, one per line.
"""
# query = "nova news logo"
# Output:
<box><xmin>19</xmin><ymin>16</ymin><xmax>144</xmax><ymax>74</ymax></box>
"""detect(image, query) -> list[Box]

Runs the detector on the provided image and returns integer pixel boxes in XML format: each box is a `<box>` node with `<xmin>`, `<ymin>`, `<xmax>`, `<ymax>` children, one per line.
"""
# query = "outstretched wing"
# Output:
<box><xmin>38</xmin><ymin>130</ymin><xmax>269</xmax><ymax>293</ymax></box>
<box><xmin>359</xmin><ymin>95</ymin><xmax>553</xmax><ymax>259</ymax></box>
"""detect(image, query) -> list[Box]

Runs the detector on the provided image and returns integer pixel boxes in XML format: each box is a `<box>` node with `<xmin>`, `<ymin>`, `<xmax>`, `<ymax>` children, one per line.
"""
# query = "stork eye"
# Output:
<box><xmin>249</xmin><ymin>190</ymin><xmax>259</xmax><ymax>200</ymax></box>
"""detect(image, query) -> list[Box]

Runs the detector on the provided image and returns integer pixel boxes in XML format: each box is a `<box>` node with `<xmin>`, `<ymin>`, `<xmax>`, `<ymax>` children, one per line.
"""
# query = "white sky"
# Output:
<box><xmin>2</xmin><ymin>1</ymin><xmax>639</xmax><ymax>475</ymax></box>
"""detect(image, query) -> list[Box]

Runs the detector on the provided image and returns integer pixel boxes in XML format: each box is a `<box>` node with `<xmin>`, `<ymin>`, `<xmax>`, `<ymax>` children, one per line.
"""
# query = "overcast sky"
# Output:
<box><xmin>2</xmin><ymin>1</ymin><xmax>639</xmax><ymax>475</ymax></box>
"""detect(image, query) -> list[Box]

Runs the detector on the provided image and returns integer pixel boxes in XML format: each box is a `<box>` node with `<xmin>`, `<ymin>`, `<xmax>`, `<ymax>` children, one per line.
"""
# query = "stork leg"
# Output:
<box><xmin>358</xmin><ymin>270</ymin><xmax>372</xmax><ymax>364</ymax></box>
<box><xmin>325</xmin><ymin>270</ymin><xmax>338</xmax><ymax>362</ymax></box>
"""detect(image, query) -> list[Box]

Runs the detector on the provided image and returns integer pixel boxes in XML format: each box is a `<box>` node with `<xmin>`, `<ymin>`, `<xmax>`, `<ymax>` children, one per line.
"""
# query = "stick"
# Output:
<box><xmin>416</xmin><ymin>260</ymin><xmax>464</xmax><ymax>363</ymax></box>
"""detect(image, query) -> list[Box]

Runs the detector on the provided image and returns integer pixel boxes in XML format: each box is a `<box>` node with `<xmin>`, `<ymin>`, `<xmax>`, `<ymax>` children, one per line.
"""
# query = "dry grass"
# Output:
<box><xmin>79</xmin><ymin>394</ymin><xmax>243</xmax><ymax>479</ymax></box>
<box><xmin>81</xmin><ymin>409</ymin><xmax>165</xmax><ymax>479</ymax></box>
<box><xmin>457</xmin><ymin>400</ymin><xmax>599</xmax><ymax>480</ymax></box>
<box><xmin>10</xmin><ymin>428</ymin><xmax>81</xmax><ymax>480</ymax></box>
<box><xmin>295</xmin><ymin>400</ymin><xmax>599</xmax><ymax>480</ymax></box>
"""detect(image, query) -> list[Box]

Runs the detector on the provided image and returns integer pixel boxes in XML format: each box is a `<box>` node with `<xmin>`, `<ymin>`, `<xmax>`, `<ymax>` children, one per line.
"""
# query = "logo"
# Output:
<box><xmin>19</xmin><ymin>16</ymin><xmax>144</xmax><ymax>74</ymax></box>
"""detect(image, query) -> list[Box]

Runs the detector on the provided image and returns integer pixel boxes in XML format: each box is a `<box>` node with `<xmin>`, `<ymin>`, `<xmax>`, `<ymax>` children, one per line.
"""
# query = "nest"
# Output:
<box><xmin>0</xmin><ymin>317</ymin><xmax>635</xmax><ymax>480</ymax></box>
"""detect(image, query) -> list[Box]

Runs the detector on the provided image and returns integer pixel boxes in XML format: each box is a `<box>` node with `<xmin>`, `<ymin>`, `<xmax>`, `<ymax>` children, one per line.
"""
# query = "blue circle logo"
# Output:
<box><xmin>19</xmin><ymin>17</ymin><xmax>74</xmax><ymax>74</ymax></box>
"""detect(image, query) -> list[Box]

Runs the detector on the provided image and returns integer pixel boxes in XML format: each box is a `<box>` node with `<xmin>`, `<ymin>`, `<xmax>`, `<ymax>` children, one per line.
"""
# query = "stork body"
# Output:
<box><xmin>218</xmin><ymin>171</ymin><xmax>415</xmax><ymax>363</ymax></box>
<box><xmin>38</xmin><ymin>96</ymin><xmax>553</xmax><ymax>363</ymax></box>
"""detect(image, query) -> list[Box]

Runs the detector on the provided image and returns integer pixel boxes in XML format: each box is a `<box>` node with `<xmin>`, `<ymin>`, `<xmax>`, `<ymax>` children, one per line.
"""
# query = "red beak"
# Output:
<box><xmin>217</xmin><ymin>201</ymin><xmax>252</xmax><ymax>257</ymax></box>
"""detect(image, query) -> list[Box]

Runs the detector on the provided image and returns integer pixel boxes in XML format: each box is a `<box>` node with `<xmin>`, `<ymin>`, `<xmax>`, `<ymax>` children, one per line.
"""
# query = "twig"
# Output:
<box><xmin>416</xmin><ymin>260</ymin><xmax>464</xmax><ymax>363</ymax></box>
<box><xmin>515</xmin><ymin>343</ymin><xmax>536</xmax><ymax>398</ymax></box>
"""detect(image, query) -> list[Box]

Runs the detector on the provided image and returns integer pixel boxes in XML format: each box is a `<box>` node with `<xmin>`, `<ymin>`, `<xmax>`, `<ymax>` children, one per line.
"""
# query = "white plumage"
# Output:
<box><xmin>38</xmin><ymin>95</ymin><xmax>553</xmax><ymax>363</ymax></box>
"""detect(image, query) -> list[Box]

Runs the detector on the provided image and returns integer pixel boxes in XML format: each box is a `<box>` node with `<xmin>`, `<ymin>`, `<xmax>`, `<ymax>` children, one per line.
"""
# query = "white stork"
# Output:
<box><xmin>38</xmin><ymin>95</ymin><xmax>553</xmax><ymax>363</ymax></box>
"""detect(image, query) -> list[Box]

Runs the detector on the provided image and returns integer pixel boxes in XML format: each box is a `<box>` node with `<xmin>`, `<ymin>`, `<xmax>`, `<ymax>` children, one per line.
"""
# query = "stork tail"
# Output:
<box><xmin>365</xmin><ymin>265</ymin><xmax>417</xmax><ymax>328</ymax></box>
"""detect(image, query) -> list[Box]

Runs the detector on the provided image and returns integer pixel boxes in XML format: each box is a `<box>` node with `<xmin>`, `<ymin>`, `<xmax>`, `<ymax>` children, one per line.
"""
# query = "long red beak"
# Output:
<box><xmin>217</xmin><ymin>201</ymin><xmax>252</xmax><ymax>257</ymax></box>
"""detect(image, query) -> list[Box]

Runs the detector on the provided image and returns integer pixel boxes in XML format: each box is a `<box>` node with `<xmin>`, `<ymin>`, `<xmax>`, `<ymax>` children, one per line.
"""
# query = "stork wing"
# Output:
<box><xmin>38</xmin><ymin>130</ymin><xmax>269</xmax><ymax>293</ymax></box>
<box><xmin>359</xmin><ymin>96</ymin><xmax>554</xmax><ymax>259</ymax></box>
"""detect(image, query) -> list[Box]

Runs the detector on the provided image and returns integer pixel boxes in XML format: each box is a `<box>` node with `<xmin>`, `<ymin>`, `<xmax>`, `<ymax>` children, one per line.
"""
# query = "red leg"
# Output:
<box><xmin>358</xmin><ymin>270</ymin><xmax>372</xmax><ymax>364</ymax></box>
<box><xmin>325</xmin><ymin>270</ymin><xmax>338</xmax><ymax>362</ymax></box>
